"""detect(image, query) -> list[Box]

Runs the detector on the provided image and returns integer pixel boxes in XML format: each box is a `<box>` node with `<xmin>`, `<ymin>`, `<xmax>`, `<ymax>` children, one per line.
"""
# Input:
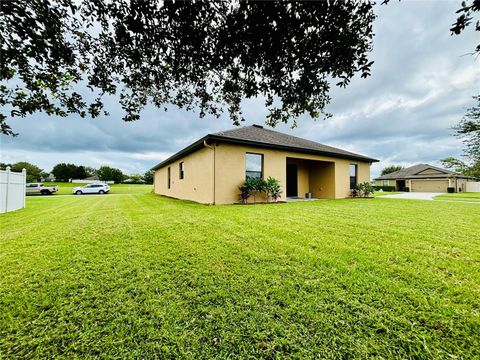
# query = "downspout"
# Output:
<box><xmin>204</xmin><ymin>140</ymin><xmax>215</xmax><ymax>204</ymax></box>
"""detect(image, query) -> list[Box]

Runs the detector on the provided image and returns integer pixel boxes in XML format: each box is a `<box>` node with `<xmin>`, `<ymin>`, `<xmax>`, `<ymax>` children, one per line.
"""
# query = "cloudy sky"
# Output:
<box><xmin>1</xmin><ymin>1</ymin><xmax>479</xmax><ymax>178</ymax></box>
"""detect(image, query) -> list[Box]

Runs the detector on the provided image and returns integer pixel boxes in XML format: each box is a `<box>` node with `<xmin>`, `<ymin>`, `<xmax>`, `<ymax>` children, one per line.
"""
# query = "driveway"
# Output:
<box><xmin>381</xmin><ymin>192</ymin><xmax>442</xmax><ymax>201</ymax></box>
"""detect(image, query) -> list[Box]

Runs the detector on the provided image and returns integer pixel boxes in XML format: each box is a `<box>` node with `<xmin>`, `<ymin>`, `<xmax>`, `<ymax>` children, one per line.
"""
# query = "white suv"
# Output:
<box><xmin>73</xmin><ymin>183</ymin><xmax>110</xmax><ymax>195</ymax></box>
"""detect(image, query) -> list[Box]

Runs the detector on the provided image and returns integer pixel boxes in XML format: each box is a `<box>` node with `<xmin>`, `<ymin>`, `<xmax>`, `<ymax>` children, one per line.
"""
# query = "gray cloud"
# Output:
<box><xmin>1</xmin><ymin>0</ymin><xmax>478</xmax><ymax>178</ymax></box>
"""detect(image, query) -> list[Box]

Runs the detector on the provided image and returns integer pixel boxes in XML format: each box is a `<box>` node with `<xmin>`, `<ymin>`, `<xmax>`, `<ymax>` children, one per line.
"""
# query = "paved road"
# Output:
<box><xmin>28</xmin><ymin>193</ymin><xmax>133</xmax><ymax>198</ymax></box>
<box><xmin>381</xmin><ymin>192</ymin><xmax>442</xmax><ymax>201</ymax></box>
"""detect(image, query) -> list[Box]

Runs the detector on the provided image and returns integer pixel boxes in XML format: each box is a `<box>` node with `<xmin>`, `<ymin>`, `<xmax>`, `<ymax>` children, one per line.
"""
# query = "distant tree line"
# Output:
<box><xmin>380</xmin><ymin>165</ymin><xmax>404</xmax><ymax>176</ymax></box>
<box><xmin>0</xmin><ymin>162</ymin><xmax>153</xmax><ymax>184</ymax></box>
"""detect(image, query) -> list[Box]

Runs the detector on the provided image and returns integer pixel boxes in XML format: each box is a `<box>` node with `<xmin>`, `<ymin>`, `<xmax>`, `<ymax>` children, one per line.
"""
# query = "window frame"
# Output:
<box><xmin>245</xmin><ymin>152</ymin><xmax>264</xmax><ymax>179</ymax></box>
<box><xmin>382</xmin><ymin>180</ymin><xmax>389</xmax><ymax>186</ymax></box>
<box><xmin>179</xmin><ymin>161</ymin><xmax>184</xmax><ymax>180</ymax></box>
<box><xmin>349</xmin><ymin>164</ymin><xmax>358</xmax><ymax>189</ymax></box>
<box><xmin>167</xmin><ymin>167</ymin><xmax>171</xmax><ymax>189</ymax></box>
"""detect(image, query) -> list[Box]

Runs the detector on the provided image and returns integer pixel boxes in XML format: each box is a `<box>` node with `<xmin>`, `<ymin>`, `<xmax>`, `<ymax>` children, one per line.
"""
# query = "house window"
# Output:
<box><xmin>167</xmin><ymin>167</ymin><xmax>171</xmax><ymax>189</ymax></box>
<box><xmin>179</xmin><ymin>162</ymin><xmax>184</xmax><ymax>179</ymax></box>
<box><xmin>349</xmin><ymin>164</ymin><xmax>357</xmax><ymax>189</ymax></box>
<box><xmin>246</xmin><ymin>153</ymin><xmax>263</xmax><ymax>179</ymax></box>
<box><xmin>382</xmin><ymin>180</ymin><xmax>389</xmax><ymax>186</ymax></box>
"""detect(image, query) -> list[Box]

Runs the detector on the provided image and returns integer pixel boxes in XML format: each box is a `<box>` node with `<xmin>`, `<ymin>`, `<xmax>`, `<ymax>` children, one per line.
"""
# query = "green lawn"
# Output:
<box><xmin>435</xmin><ymin>192</ymin><xmax>480</xmax><ymax>203</ymax></box>
<box><xmin>38</xmin><ymin>182</ymin><xmax>152</xmax><ymax>195</ymax></box>
<box><xmin>1</xmin><ymin>192</ymin><xmax>479</xmax><ymax>358</ymax></box>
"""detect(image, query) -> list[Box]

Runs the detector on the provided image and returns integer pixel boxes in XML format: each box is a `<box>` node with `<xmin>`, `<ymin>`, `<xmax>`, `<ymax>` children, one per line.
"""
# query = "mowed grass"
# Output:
<box><xmin>39</xmin><ymin>182</ymin><xmax>152</xmax><ymax>195</ymax></box>
<box><xmin>435</xmin><ymin>192</ymin><xmax>480</xmax><ymax>203</ymax></box>
<box><xmin>1</xmin><ymin>192</ymin><xmax>479</xmax><ymax>358</ymax></box>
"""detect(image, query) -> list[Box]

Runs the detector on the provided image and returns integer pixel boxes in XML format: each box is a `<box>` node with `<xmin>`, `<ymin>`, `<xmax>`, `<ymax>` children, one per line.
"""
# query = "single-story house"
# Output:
<box><xmin>373</xmin><ymin>164</ymin><xmax>476</xmax><ymax>192</ymax></box>
<box><xmin>151</xmin><ymin>125</ymin><xmax>378</xmax><ymax>204</ymax></box>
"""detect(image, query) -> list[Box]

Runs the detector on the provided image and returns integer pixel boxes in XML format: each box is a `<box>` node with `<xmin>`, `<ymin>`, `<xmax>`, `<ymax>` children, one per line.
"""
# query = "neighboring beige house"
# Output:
<box><xmin>152</xmin><ymin>125</ymin><xmax>378</xmax><ymax>204</ymax></box>
<box><xmin>373</xmin><ymin>164</ymin><xmax>476</xmax><ymax>192</ymax></box>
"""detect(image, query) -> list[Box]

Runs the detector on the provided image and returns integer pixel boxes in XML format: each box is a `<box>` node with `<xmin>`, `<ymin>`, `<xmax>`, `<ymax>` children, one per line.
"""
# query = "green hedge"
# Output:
<box><xmin>373</xmin><ymin>185</ymin><xmax>396</xmax><ymax>192</ymax></box>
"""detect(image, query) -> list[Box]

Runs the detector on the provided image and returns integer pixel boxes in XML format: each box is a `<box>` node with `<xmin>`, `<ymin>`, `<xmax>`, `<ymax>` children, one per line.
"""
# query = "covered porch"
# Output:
<box><xmin>286</xmin><ymin>157</ymin><xmax>335</xmax><ymax>200</ymax></box>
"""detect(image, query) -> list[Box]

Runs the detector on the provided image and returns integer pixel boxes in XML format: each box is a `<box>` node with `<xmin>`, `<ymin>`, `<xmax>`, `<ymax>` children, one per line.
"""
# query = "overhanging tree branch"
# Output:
<box><xmin>0</xmin><ymin>0</ymin><xmax>376</xmax><ymax>135</ymax></box>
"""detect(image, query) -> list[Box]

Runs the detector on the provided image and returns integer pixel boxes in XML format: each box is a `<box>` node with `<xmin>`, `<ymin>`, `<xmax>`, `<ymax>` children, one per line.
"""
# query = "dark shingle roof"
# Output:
<box><xmin>373</xmin><ymin>163</ymin><xmax>475</xmax><ymax>180</ymax></box>
<box><xmin>211</xmin><ymin>125</ymin><xmax>377</xmax><ymax>161</ymax></box>
<box><xmin>152</xmin><ymin>124</ymin><xmax>378</xmax><ymax>170</ymax></box>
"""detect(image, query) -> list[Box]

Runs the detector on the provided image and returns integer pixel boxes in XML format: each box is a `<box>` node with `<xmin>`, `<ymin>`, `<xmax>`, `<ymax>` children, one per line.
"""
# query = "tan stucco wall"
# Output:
<box><xmin>154</xmin><ymin>146</ymin><xmax>214</xmax><ymax>204</ymax></box>
<box><xmin>214</xmin><ymin>144</ymin><xmax>286</xmax><ymax>204</ymax></box>
<box><xmin>309</xmin><ymin>162</ymin><xmax>336</xmax><ymax>199</ymax></box>
<box><xmin>154</xmin><ymin>143</ymin><xmax>372</xmax><ymax>204</ymax></box>
<box><xmin>449</xmin><ymin>178</ymin><xmax>471</xmax><ymax>192</ymax></box>
<box><xmin>213</xmin><ymin>143</ymin><xmax>371</xmax><ymax>204</ymax></box>
<box><xmin>374</xmin><ymin>179</ymin><xmax>394</xmax><ymax>186</ymax></box>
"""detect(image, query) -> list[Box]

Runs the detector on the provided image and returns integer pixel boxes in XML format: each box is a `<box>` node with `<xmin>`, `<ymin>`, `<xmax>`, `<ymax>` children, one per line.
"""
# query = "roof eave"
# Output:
<box><xmin>150</xmin><ymin>135</ymin><xmax>210</xmax><ymax>170</ymax></box>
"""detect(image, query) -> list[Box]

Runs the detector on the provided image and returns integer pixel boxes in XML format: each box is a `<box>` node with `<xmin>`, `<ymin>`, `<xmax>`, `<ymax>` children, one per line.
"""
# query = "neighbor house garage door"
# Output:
<box><xmin>410</xmin><ymin>179</ymin><xmax>449</xmax><ymax>192</ymax></box>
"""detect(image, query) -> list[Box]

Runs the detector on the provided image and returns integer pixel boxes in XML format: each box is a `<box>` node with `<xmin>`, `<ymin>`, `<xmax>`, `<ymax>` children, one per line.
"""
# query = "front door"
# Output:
<box><xmin>286</xmin><ymin>164</ymin><xmax>298</xmax><ymax>197</ymax></box>
<box><xmin>396</xmin><ymin>180</ymin><xmax>406</xmax><ymax>191</ymax></box>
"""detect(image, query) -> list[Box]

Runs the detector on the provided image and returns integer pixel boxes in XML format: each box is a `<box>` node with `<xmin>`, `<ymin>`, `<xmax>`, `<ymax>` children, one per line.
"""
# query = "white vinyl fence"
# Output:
<box><xmin>0</xmin><ymin>167</ymin><xmax>26</xmax><ymax>214</ymax></box>
<box><xmin>71</xmin><ymin>179</ymin><xmax>115</xmax><ymax>184</ymax></box>
<box><xmin>466</xmin><ymin>181</ymin><xmax>480</xmax><ymax>192</ymax></box>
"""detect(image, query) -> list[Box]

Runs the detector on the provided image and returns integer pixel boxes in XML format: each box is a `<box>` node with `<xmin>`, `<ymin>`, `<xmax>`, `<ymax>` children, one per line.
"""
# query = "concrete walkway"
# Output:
<box><xmin>381</xmin><ymin>192</ymin><xmax>442</xmax><ymax>201</ymax></box>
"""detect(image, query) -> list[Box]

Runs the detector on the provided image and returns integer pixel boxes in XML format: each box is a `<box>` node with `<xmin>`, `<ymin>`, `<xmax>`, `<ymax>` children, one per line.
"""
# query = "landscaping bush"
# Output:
<box><xmin>238</xmin><ymin>184</ymin><xmax>251</xmax><ymax>203</ymax></box>
<box><xmin>372</xmin><ymin>185</ymin><xmax>396</xmax><ymax>192</ymax></box>
<box><xmin>353</xmin><ymin>182</ymin><xmax>374</xmax><ymax>198</ymax></box>
<box><xmin>404</xmin><ymin>187</ymin><xmax>410</xmax><ymax>192</ymax></box>
<box><xmin>447</xmin><ymin>187</ymin><xmax>455</xmax><ymax>193</ymax></box>
<box><xmin>239</xmin><ymin>176</ymin><xmax>281</xmax><ymax>203</ymax></box>
<box><xmin>265</xmin><ymin>176</ymin><xmax>282</xmax><ymax>202</ymax></box>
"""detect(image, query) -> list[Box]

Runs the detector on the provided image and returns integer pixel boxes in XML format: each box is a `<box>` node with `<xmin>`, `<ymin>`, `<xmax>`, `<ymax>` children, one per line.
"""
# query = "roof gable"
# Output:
<box><xmin>415</xmin><ymin>168</ymin><xmax>449</xmax><ymax>176</ymax></box>
<box><xmin>375</xmin><ymin>164</ymin><xmax>454</xmax><ymax>180</ymax></box>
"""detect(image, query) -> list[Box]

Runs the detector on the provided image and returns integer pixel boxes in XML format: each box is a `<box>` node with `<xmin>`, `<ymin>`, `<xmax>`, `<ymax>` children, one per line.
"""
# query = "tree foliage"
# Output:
<box><xmin>441</xmin><ymin>96</ymin><xmax>480</xmax><ymax>179</ymax></box>
<box><xmin>454</xmin><ymin>95</ymin><xmax>480</xmax><ymax>161</ymax></box>
<box><xmin>450</xmin><ymin>0</ymin><xmax>480</xmax><ymax>54</ymax></box>
<box><xmin>0</xmin><ymin>0</ymin><xmax>376</xmax><ymax>136</ymax></box>
<box><xmin>52</xmin><ymin>163</ymin><xmax>79</xmax><ymax>182</ymax></box>
<box><xmin>1</xmin><ymin>161</ymin><xmax>43</xmax><ymax>182</ymax></box>
<box><xmin>441</xmin><ymin>157</ymin><xmax>480</xmax><ymax>178</ymax></box>
<box><xmin>125</xmin><ymin>173</ymin><xmax>145</xmax><ymax>183</ymax></box>
<box><xmin>381</xmin><ymin>165</ymin><xmax>403</xmax><ymax>176</ymax></box>
<box><xmin>143</xmin><ymin>170</ymin><xmax>154</xmax><ymax>185</ymax></box>
<box><xmin>97</xmin><ymin>166</ymin><xmax>124</xmax><ymax>184</ymax></box>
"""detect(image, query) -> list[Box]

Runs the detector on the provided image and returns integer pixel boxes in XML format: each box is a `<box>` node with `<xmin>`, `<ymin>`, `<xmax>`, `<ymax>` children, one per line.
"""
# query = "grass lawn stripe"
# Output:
<box><xmin>0</xmin><ymin>194</ymin><xmax>479</xmax><ymax>358</ymax></box>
